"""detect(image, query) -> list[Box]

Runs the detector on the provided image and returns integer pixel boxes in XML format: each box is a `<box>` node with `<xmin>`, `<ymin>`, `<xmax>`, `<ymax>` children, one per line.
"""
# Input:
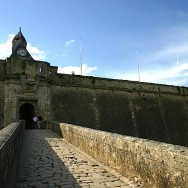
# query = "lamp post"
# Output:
<box><xmin>136</xmin><ymin>49</ymin><xmax>140</xmax><ymax>82</ymax></box>
<box><xmin>79</xmin><ymin>38</ymin><xmax>83</xmax><ymax>76</ymax></box>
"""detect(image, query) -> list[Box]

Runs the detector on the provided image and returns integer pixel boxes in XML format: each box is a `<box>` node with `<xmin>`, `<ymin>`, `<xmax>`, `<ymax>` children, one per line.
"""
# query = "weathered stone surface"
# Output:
<box><xmin>0</xmin><ymin>121</ymin><xmax>25</xmax><ymax>188</ymax></box>
<box><xmin>50</xmin><ymin>76</ymin><xmax>188</xmax><ymax>147</ymax></box>
<box><xmin>50</xmin><ymin>122</ymin><xmax>188</xmax><ymax>188</ymax></box>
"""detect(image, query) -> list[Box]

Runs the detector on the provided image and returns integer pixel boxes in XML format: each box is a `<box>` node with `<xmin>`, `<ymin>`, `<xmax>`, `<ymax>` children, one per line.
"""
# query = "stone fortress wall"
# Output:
<box><xmin>50</xmin><ymin>73</ymin><xmax>188</xmax><ymax>147</ymax></box>
<box><xmin>0</xmin><ymin>53</ymin><xmax>188</xmax><ymax>146</ymax></box>
<box><xmin>0</xmin><ymin>60</ymin><xmax>5</xmax><ymax>128</ymax></box>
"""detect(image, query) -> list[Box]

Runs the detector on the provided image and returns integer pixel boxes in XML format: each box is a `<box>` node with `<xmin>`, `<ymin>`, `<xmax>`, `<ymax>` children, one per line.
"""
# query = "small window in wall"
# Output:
<box><xmin>39</xmin><ymin>67</ymin><xmax>42</xmax><ymax>72</ymax></box>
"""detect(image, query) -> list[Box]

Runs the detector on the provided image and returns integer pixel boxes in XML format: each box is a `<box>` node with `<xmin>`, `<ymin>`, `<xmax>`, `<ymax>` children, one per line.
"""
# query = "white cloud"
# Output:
<box><xmin>117</xmin><ymin>25</ymin><xmax>188</xmax><ymax>86</ymax></box>
<box><xmin>0</xmin><ymin>34</ymin><xmax>46</xmax><ymax>60</ymax></box>
<box><xmin>27</xmin><ymin>43</ymin><xmax>45</xmax><ymax>60</ymax></box>
<box><xmin>58</xmin><ymin>64</ymin><xmax>97</xmax><ymax>76</ymax></box>
<box><xmin>57</xmin><ymin>25</ymin><xmax>188</xmax><ymax>86</ymax></box>
<box><xmin>0</xmin><ymin>34</ymin><xmax>14</xmax><ymax>59</ymax></box>
<box><xmin>65</xmin><ymin>39</ymin><xmax>75</xmax><ymax>48</ymax></box>
<box><xmin>61</xmin><ymin>39</ymin><xmax>76</xmax><ymax>58</ymax></box>
<box><xmin>178</xmin><ymin>11</ymin><xmax>188</xmax><ymax>17</ymax></box>
<box><xmin>113</xmin><ymin>61</ymin><xmax>188</xmax><ymax>86</ymax></box>
<box><xmin>150</xmin><ymin>45</ymin><xmax>188</xmax><ymax>63</ymax></box>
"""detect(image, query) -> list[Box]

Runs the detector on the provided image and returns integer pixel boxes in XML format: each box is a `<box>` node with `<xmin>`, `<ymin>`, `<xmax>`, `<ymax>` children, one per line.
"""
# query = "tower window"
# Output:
<box><xmin>39</xmin><ymin>68</ymin><xmax>42</xmax><ymax>72</ymax></box>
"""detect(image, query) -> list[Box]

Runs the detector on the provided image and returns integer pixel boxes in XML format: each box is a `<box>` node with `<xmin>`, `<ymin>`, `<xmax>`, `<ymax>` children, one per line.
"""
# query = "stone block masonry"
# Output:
<box><xmin>49</xmin><ymin>122</ymin><xmax>188</xmax><ymax>188</ymax></box>
<box><xmin>51</xmin><ymin>74</ymin><xmax>188</xmax><ymax>147</ymax></box>
<box><xmin>0</xmin><ymin>121</ymin><xmax>25</xmax><ymax>188</ymax></box>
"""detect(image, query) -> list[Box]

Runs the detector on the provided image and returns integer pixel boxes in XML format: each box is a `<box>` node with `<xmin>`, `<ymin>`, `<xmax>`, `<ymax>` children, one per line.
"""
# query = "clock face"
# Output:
<box><xmin>18</xmin><ymin>49</ymin><xmax>27</xmax><ymax>56</ymax></box>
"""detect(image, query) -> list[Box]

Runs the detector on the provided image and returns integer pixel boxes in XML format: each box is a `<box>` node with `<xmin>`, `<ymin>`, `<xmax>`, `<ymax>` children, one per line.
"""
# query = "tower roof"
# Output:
<box><xmin>10</xmin><ymin>28</ymin><xmax>33</xmax><ymax>59</ymax></box>
<box><xmin>12</xmin><ymin>27</ymin><xmax>27</xmax><ymax>43</ymax></box>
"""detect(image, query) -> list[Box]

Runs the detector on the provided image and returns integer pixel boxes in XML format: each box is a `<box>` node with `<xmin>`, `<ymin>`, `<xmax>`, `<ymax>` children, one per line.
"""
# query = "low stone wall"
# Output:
<box><xmin>0</xmin><ymin>121</ymin><xmax>25</xmax><ymax>188</ymax></box>
<box><xmin>49</xmin><ymin>122</ymin><xmax>188</xmax><ymax>188</ymax></box>
<box><xmin>49</xmin><ymin>121</ymin><xmax>63</xmax><ymax>136</ymax></box>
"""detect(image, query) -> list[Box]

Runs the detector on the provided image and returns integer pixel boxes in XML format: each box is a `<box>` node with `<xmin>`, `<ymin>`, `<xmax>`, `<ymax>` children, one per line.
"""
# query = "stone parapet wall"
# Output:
<box><xmin>56</xmin><ymin>74</ymin><xmax>188</xmax><ymax>95</ymax></box>
<box><xmin>0</xmin><ymin>121</ymin><xmax>25</xmax><ymax>188</ymax></box>
<box><xmin>49</xmin><ymin>122</ymin><xmax>188</xmax><ymax>188</ymax></box>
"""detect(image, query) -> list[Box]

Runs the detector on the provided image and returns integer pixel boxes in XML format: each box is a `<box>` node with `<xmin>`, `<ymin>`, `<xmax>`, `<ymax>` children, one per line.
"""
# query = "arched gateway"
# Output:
<box><xmin>19</xmin><ymin>103</ymin><xmax>34</xmax><ymax>129</ymax></box>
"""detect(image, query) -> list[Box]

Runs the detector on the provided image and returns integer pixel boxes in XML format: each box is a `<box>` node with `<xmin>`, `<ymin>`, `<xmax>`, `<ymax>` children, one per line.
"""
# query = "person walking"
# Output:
<box><xmin>37</xmin><ymin>115</ymin><xmax>43</xmax><ymax>129</ymax></box>
<box><xmin>32</xmin><ymin>116</ymin><xmax>38</xmax><ymax>129</ymax></box>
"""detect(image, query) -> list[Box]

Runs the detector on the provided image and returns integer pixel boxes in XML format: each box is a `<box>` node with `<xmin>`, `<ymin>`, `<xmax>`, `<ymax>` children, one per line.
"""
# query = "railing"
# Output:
<box><xmin>0</xmin><ymin>121</ymin><xmax>25</xmax><ymax>188</ymax></box>
<box><xmin>49</xmin><ymin>121</ymin><xmax>188</xmax><ymax>188</ymax></box>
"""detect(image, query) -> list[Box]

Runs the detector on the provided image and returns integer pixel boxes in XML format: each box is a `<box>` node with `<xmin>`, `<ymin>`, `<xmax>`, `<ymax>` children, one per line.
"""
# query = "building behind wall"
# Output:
<box><xmin>0</xmin><ymin>29</ymin><xmax>188</xmax><ymax>147</ymax></box>
<box><xmin>0</xmin><ymin>28</ymin><xmax>55</xmax><ymax>129</ymax></box>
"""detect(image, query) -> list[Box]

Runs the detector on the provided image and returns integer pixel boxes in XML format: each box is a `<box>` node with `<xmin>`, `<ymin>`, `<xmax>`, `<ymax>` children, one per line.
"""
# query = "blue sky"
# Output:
<box><xmin>1</xmin><ymin>0</ymin><xmax>188</xmax><ymax>86</ymax></box>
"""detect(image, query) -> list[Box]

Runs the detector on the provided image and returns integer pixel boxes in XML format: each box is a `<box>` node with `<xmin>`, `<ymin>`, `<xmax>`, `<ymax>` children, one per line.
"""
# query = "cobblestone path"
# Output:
<box><xmin>15</xmin><ymin>130</ymin><xmax>142</xmax><ymax>188</ymax></box>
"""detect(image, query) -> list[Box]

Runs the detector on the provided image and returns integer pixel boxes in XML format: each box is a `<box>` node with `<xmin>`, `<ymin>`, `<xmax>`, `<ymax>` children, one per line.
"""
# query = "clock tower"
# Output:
<box><xmin>10</xmin><ymin>27</ymin><xmax>33</xmax><ymax>59</ymax></box>
<box><xmin>0</xmin><ymin>28</ymin><xmax>55</xmax><ymax>129</ymax></box>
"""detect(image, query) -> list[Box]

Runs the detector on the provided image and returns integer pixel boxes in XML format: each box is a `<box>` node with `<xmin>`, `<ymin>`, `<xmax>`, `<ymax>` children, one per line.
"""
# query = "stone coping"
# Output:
<box><xmin>49</xmin><ymin>122</ymin><xmax>188</xmax><ymax>188</ymax></box>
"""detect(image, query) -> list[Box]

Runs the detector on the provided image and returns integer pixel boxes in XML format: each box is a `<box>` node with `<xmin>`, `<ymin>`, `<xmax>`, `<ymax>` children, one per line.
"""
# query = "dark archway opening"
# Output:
<box><xmin>19</xmin><ymin>103</ymin><xmax>34</xmax><ymax>129</ymax></box>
